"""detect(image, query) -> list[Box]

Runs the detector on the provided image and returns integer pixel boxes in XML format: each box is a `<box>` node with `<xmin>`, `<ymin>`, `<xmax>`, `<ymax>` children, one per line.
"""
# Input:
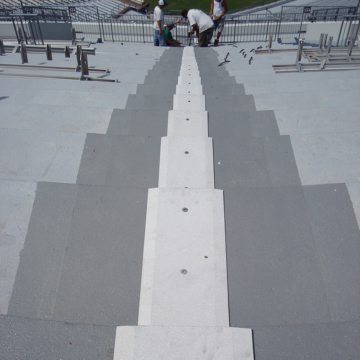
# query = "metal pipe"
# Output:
<box><xmin>65</xmin><ymin>45</ymin><xmax>70</xmax><ymax>58</ymax></box>
<box><xmin>46</xmin><ymin>44</ymin><xmax>52</xmax><ymax>60</ymax></box>
<box><xmin>323</xmin><ymin>33</ymin><xmax>328</xmax><ymax>50</ymax></box>
<box><xmin>327</xmin><ymin>36</ymin><xmax>333</xmax><ymax>54</ymax></box>
<box><xmin>268</xmin><ymin>34</ymin><xmax>273</xmax><ymax>52</ymax></box>
<box><xmin>296</xmin><ymin>38</ymin><xmax>304</xmax><ymax>63</ymax></box>
<box><xmin>76</xmin><ymin>45</ymin><xmax>81</xmax><ymax>71</ymax></box>
<box><xmin>81</xmin><ymin>52</ymin><xmax>89</xmax><ymax>77</ymax></box>
<box><xmin>0</xmin><ymin>40</ymin><xmax>5</xmax><ymax>55</ymax></box>
<box><xmin>20</xmin><ymin>43</ymin><xmax>28</xmax><ymax>63</ymax></box>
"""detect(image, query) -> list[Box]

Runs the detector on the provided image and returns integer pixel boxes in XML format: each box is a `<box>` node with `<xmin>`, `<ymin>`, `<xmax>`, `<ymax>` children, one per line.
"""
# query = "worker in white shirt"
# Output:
<box><xmin>210</xmin><ymin>0</ymin><xmax>228</xmax><ymax>46</ymax></box>
<box><xmin>153</xmin><ymin>0</ymin><xmax>167</xmax><ymax>46</ymax></box>
<box><xmin>181</xmin><ymin>9</ymin><xmax>214</xmax><ymax>47</ymax></box>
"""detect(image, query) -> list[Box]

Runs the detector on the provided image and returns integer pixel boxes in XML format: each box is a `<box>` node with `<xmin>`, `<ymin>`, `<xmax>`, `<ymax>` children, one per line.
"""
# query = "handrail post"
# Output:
<box><xmin>319</xmin><ymin>33</ymin><xmax>324</xmax><ymax>49</ymax></box>
<box><xmin>0</xmin><ymin>40</ymin><xmax>5</xmax><ymax>56</ymax></box>
<box><xmin>46</xmin><ymin>43</ymin><xmax>52</xmax><ymax>60</ymax></box>
<box><xmin>81</xmin><ymin>52</ymin><xmax>89</xmax><ymax>77</ymax></box>
<box><xmin>76</xmin><ymin>44</ymin><xmax>81</xmax><ymax>71</ymax></box>
<box><xmin>296</xmin><ymin>38</ymin><xmax>304</xmax><ymax>63</ymax></box>
<box><xmin>20</xmin><ymin>43</ymin><xmax>28</xmax><ymax>63</ymax></box>
<box><xmin>96</xmin><ymin>7</ymin><xmax>103</xmax><ymax>42</ymax></box>
<box><xmin>327</xmin><ymin>36</ymin><xmax>333</xmax><ymax>54</ymax></box>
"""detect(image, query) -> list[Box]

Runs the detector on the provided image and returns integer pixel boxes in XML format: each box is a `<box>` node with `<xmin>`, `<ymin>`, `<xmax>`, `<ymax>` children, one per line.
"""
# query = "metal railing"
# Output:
<box><xmin>1</xmin><ymin>4</ymin><xmax>359</xmax><ymax>45</ymax></box>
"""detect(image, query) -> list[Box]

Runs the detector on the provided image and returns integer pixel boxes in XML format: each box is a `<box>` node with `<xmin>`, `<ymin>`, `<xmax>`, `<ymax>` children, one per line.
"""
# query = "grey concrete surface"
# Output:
<box><xmin>199</xmin><ymin>46</ymin><xmax>360</xmax><ymax>359</ymax></box>
<box><xmin>77</xmin><ymin>134</ymin><xmax>160</xmax><ymax>188</ymax></box>
<box><xmin>107</xmin><ymin>109</ymin><xmax>169</xmax><ymax>136</ymax></box>
<box><xmin>0</xmin><ymin>315</ymin><xmax>116</xmax><ymax>360</ymax></box>
<box><xmin>304</xmin><ymin>184</ymin><xmax>360</xmax><ymax>322</ymax></box>
<box><xmin>8</xmin><ymin>183</ymin><xmax>147</xmax><ymax>326</ymax></box>
<box><xmin>253</xmin><ymin>321</ymin><xmax>360</xmax><ymax>360</ymax></box>
<box><xmin>0</xmin><ymin>180</ymin><xmax>36</xmax><ymax>314</ymax></box>
<box><xmin>224</xmin><ymin>185</ymin><xmax>331</xmax><ymax>327</ymax></box>
<box><xmin>208</xmin><ymin>110</ymin><xmax>279</xmax><ymax>140</ymax></box>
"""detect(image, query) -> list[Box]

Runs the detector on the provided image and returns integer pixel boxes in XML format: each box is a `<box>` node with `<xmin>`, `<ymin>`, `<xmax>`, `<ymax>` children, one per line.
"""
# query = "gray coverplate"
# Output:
<box><xmin>253</xmin><ymin>320</ymin><xmax>360</xmax><ymax>360</ymax></box>
<box><xmin>107</xmin><ymin>109</ymin><xmax>169</xmax><ymax>136</ymax></box>
<box><xmin>77</xmin><ymin>134</ymin><xmax>160</xmax><ymax>188</ymax></box>
<box><xmin>303</xmin><ymin>184</ymin><xmax>360</xmax><ymax>321</ymax></box>
<box><xmin>0</xmin><ymin>315</ymin><xmax>116</xmax><ymax>360</ymax></box>
<box><xmin>208</xmin><ymin>110</ymin><xmax>279</xmax><ymax>139</ymax></box>
<box><xmin>197</xmin><ymin>47</ymin><xmax>360</xmax><ymax>357</ymax></box>
<box><xmin>224</xmin><ymin>185</ymin><xmax>330</xmax><ymax>327</ymax></box>
<box><xmin>8</xmin><ymin>182</ymin><xmax>147</xmax><ymax>326</ymax></box>
<box><xmin>213</xmin><ymin>134</ymin><xmax>300</xmax><ymax>188</ymax></box>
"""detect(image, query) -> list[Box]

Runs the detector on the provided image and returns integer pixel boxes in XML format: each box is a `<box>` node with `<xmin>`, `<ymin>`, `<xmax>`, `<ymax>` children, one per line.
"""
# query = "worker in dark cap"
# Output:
<box><xmin>164</xmin><ymin>22</ymin><xmax>181</xmax><ymax>47</ymax></box>
<box><xmin>153</xmin><ymin>0</ymin><xmax>167</xmax><ymax>46</ymax></box>
<box><xmin>181</xmin><ymin>9</ymin><xmax>214</xmax><ymax>47</ymax></box>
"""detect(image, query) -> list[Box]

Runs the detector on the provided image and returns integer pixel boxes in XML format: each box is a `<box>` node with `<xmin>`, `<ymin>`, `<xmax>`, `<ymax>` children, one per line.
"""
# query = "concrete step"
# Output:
<box><xmin>77</xmin><ymin>134</ymin><xmax>160</xmax><ymax>188</ymax></box>
<box><xmin>206</xmin><ymin>94</ymin><xmax>256</xmax><ymax>113</ymax></box>
<box><xmin>138</xmin><ymin>188</ymin><xmax>228</xmax><ymax>326</ymax></box>
<box><xmin>107</xmin><ymin>108</ymin><xmax>168</xmax><ymax>136</ymax></box>
<box><xmin>8</xmin><ymin>182</ymin><xmax>147</xmax><ymax>326</ymax></box>
<box><xmin>253</xmin><ymin>320</ymin><xmax>360</xmax><ymax>360</ymax></box>
<box><xmin>114</xmin><ymin>326</ymin><xmax>253</xmax><ymax>359</ymax></box>
<box><xmin>213</xmin><ymin>134</ymin><xmax>300</xmax><ymax>188</ymax></box>
<box><xmin>0</xmin><ymin>315</ymin><xmax>116</xmax><ymax>360</ymax></box>
<box><xmin>125</xmin><ymin>94</ymin><xmax>173</xmax><ymax>111</ymax></box>
<box><xmin>159</xmin><ymin>137</ymin><xmax>214</xmax><ymax>188</ymax></box>
<box><xmin>208</xmin><ymin>110</ymin><xmax>279</xmax><ymax>139</ymax></box>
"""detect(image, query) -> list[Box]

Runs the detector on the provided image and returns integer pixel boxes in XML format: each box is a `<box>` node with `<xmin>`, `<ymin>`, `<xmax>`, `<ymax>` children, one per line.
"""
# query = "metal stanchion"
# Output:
<box><xmin>18</xmin><ymin>27</ymin><xmax>24</xmax><ymax>43</ymax></box>
<box><xmin>319</xmin><ymin>33</ymin><xmax>324</xmax><ymax>49</ymax></box>
<box><xmin>296</xmin><ymin>38</ymin><xmax>304</xmax><ymax>63</ymax></box>
<box><xmin>46</xmin><ymin>44</ymin><xmax>52</xmax><ymax>61</ymax></box>
<box><xmin>72</xmin><ymin>28</ymin><xmax>76</xmax><ymax>45</ymax></box>
<box><xmin>348</xmin><ymin>36</ymin><xmax>356</xmax><ymax>57</ymax></box>
<box><xmin>81</xmin><ymin>52</ymin><xmax>89</xmax><ymax>78</ymax></box>
<box><xmin>76</xmin><ymin>45</ymin><xmax>82</xmax><ymax>71</ymax></box>
<box><xmin>65</xmin><ymin>45</ymin><xmax>71</xmax><ymax>58</ymax></box>
<box><xmin>0</xmin><ymin>40</ymin><xmax>5</xmax><ymax>55</ymax></box>
<box><xmin>20</xmin><ymin>43</ymin><xmax>28</xmax><ymax>64</ymax></box>
<box><xmin>323</xmin><ymin>33</ymin><xmax>328</xmax><ymax>50</ymax></box>
<box><xmin>327</xmin><ymin>36</ymin><xmax>333</xmax><ymax>54</ymax></box>
<box><xmin>268</xmin><ymin>34</ymin><xmax>273</xmax><ymax>52</ymax></box>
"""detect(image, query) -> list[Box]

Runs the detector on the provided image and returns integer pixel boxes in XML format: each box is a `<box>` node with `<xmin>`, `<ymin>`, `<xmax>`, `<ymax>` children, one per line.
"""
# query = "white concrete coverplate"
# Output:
<box><xmin>167</xmin><ymin>110</ymin><xmax>208</xmax><ymax>138</ymax></box>
<box><xmin>138</xmin><ymin>188</ymin><xmax>228</xmax><ymax>326</ymax></box>
<box><xmin>158</xmin><ymin>137</ymin><xmax>214</xmax><ymax>188</ymax></box>
<box><xmin>113</xmin><ymin>326</ymin><xmax>254</xmax><ymax>360</ymax></box>
<box><xmin>173</xmin><ymin>94</ymin><xmax>206</xmax><ymax>112</ymax></box>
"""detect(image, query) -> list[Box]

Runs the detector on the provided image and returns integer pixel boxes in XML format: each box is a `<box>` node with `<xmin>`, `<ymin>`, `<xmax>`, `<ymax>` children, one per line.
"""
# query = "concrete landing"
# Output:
<box><xmin>114</xmin><ymin>326</ymin><xmax>253</xmax><ymax>360</ymax></box>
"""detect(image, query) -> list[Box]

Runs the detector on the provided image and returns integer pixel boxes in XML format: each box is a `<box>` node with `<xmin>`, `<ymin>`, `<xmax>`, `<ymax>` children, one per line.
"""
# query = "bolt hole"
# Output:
<box><xmin>188</xmin><ymin>100</ymin><xmax>191</xmax><ymax>103</ymax></box>
<box><xmin>204</xmin><ymin>256</ymin><xmax>208</xmax><ymax>259</ymax></box>
<box><xmin>186</xmin><ymin>118</ymin><xmax>190</xmax><ymax>121</ymax></box>
<box><xmin>182</xmin><ymin>207</ymin><xmax>188</xmax><ymax>212</ymax></box>
<box><xmin>184</xmin><ymin>151</ymin><xmax>189</xmax><ymax>154</ymax></box>
<box><xmin>180</xmin><ymin>269</ymin><xmax>188</xmax><ymax>275</ymax></box>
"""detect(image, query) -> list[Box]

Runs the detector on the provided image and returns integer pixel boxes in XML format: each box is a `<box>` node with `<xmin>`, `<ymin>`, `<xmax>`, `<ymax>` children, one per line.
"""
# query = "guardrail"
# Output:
<box><xmin>1</xmin><ymin>6</ymin><xmax>359</xmax><ymax>46</ymax></box>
